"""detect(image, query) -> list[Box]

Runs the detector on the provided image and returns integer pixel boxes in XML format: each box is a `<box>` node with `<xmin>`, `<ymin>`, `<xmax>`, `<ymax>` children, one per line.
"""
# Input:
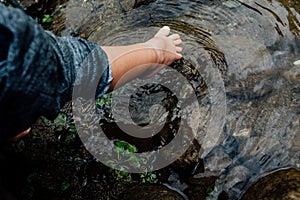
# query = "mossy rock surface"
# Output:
<box><xmin>241</xmin><ymin>168</ymin><xmax>300</xmax><ymax>200</ymax></box>
<box><xmin>118</xmin><ymin>184</ymin><xmax>185</xmax><ymax>200</ymax></box>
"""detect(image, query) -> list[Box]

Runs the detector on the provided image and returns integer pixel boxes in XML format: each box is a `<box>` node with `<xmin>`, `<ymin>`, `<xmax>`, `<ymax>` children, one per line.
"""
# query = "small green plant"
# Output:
<box><xmin>140</xmin><ymin>172</ymin><xmax>157</xmax><ymax>183</ymax></box>
<box><xmin>113</xmin><ymin>140</ymin><xmax>141</xmax><ymax>168</ymax></box>
<box><xmin>64</xmin><ymin>133</ymin><xmax>75</xmax><ymax>144</ymax></box>
<box><xmin>114</xmin><ymin>140</ymin><xmax>137</xmax><ymax>155</ymax></box>
<box><xmin>42</xmin><ymin>113</ymin><xmax>77</xmax><ymax>133</ymax></box>
<box><xmin>12</xmin><ymin>139</ymin><xmax>25</xmax><ymax>153</ymax></box>
<box><xmin>34</xmin><ymin>14</ymin><xmax>53</xmax><ymax>24</ymax></box>
<box><xmin>96</xmin><ymin>94</ymin><xmax>112</xmax><ymax>109</ymax></box>
<box><xmin>106</xmin><ymin>141</ymin><xmax>141</xmax><ymax>182</ymax></box>
<box><xmin>112</xmin><ymin>168</ymin><xmax>132</xmax><ymax>182</ymax></box>
<box><xmin>107</xmin><ymin>141</ymin><xmax>159</xmax><ymax>184</ymax></box>
<box><xmin>31</xmin><ymin>131</ymin><xmax>41</xmax><ymax>140</ymax></box>
<box><xmin>61</xmin><ymin>179</ymin><xmax>71</xmax><ymax>191</ymax></box>
<box><xmin>68</xmin><ymin>124</ymin><xmax>77</xmax><ymax>133</ymax></box>
<box><xmin>206</xmin><ymin>186</ymin><xmax>213</xmax><ymax>196</ymax></box>
<box><xmin>42</xmin><ymin>14</ymin><xmax>52</xmax><ymax>23</ymax></box>
<box><xmin>53</xmin><ymin>113</ymin><xmax>67</xmax><ymax>131</ymax></box>
<box><xmin>106</xmin><ymin>141</ymin><xmax>140</xmax><ymax>167</ymax></box>
<box><xmin>197</xmin><ymin>180</ymin><xmax>205</xmax><ymax>187</ymax></box>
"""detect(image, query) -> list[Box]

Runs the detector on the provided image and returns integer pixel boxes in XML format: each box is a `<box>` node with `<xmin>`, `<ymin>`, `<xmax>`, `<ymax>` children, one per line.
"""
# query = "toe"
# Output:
<box><xmin>176</xmin><ymin>46</ymin><xmax>183</xmax><ymax>53</ymax></box>
<box><xmin>176</xmin><ymin>53</ymin><xmax>183</xmax><ymax>59</ymax></box>
<box><xmin>174</xmin><ymin>38</ymin><xmax>182</xmax><ymax>45</ymax></box>
<box><xmin>155</xmin><ymin>26</ymin><xmax>171</xmax><ymax>37</ymax></box>
<box><xmin>169</xmin><ymin>34</ymin><xmax>180</xmax><ymax>40</ymax></box>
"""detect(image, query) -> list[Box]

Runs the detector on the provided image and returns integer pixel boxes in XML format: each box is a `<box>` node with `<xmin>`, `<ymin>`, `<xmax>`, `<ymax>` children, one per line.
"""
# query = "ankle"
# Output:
<box><xmin>144</xmin><ymin>38</ymin><xmax>164</xmax><ymax>64</ymax></box>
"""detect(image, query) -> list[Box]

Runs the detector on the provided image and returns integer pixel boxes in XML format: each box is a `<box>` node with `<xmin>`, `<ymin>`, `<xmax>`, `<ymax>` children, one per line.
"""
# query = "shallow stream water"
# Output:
<box><xmin>51</xmin><ymin>0</ymin><xmax>300</xmax><ymax>199</ymax></box>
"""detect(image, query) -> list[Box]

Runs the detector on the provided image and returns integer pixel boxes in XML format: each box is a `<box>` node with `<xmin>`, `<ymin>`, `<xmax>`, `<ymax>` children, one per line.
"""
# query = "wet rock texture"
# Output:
<box><xmin>215</xmin><ymin>35</ymin><xmax>276</xmax><ymax>100</ymax></box>
<box><xmin>241</xmin><ymin>168</ymin><xmax>300</xmax><ymax>200</ymax></box>
<box><xmin>184</xmin><ymin>176</ymin><xmax>218</xmax><ymax>200</ymax></box>
<box><xmin>1</xmin><ymin>0</ymin><xmax>300</xmax><ymax>199</ymax></box>
<box><xmin>118</xmin><ymin>184</ymin><xmax>185</xmax><ymax>200</ymax></box>
<box><xmin>120</xmin><ymin>0</ymin><xmax>155</xmax><ymax>11</ymax></box>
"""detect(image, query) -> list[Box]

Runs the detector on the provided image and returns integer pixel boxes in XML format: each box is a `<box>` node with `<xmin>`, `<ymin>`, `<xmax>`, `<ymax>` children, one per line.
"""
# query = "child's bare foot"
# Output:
<box><xmin>102</xmin><ymin>26</ymin><xmax>183</xmax><ymax>89</ymax></box>
<box><xmin>139</xmin><ymin>26</ymin><xmax>182</xmax><ymax>78</ymax></box>
<box><xmin>146</xmin><ymin>26</ymin><xmax>183</xmax><ymax>66</ymax></box>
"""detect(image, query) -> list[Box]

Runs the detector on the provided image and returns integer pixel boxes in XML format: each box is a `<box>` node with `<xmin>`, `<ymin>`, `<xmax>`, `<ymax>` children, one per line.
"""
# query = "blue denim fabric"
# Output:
<box><xmin>0</xmin><ymin>4</ymin><xmax>113</xmax><ymax>140</ymax></box>
<box><xmin>0</xmin><ymin>24</ymin><xmax>12</xmax><ymax>61</ymax></box>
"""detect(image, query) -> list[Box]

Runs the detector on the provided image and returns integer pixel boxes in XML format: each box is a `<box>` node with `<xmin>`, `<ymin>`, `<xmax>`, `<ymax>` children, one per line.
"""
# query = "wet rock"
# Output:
<box><xmin>215</xmin><ymin>35</ymin><xmax>276</xmax><ymax>100</ymax></box>
<box><xmin>222</xmin><ymin>165</ymin><xmax>250</xmax><ymax>192</ymax></box>
<box><xmin>233</xmin><ymin>128</ymin><xmax>251</xmax><ymax>138</ymax></box>
<box><xmin>213</xmin><ymin>83</ymin><xmax>300</xmax><ymax>198</ymax></box>
<box><xmin>19</xmin><ymin>0</ymin><xmax>67</xmax><ymax>20</ymax></box>
<box><xmin>294</xmin><ymin>60</ymin><xmax>300</xmax><ymax>65</ymax></box>
<box><xmin>118</xmin><ymin>184</ymin><xmax>185</xmax><ymax>200</ymax></box>
<box><xmin>241</xmin><ymin>168</ymin><xmax>300</xmax><ymax>200</ymax></box>
<box><xmin>19</xmin><ymin>0</ymin><xmax>38</xmax><ymax>10</ymax></box>
<box><xmin>183</xmin><ymin>176</ymin><xmax>217</xmax><ymax>200</ymax></box>
<box><xmin>119</xmin><ymin>0</ymin><xmax>155</xmax><ymax>11</ymax></box>
<box><xmin>47</xmin><ymin>0</ymin><xmax>127</xmax><ymax>37</ymax></box>
<box><xmin>222</xmin><ymin>0</ymin><xmax>241</xmax><ymax>9</ymax></box>
<box><xmin>60</xmin><ymin>0</ymin><xmax>102</xmax><ymax>36</ymax></box>
<box><xmin>203</xmin><ymin>147</ymin><xmax>232</xmax><ymax>174</ymax></box>
<box><xmin>134</xmin><ymin>0</ymin><xmax>156</xmax><ymax>8</ymax></box>
<box><xmin>171</xmin><ymin>139</ymin><xmax>203</xmax><ymax>175</ymax></box>
<box><xmin>284</xmin><ymin>65</ymin><xmax>300</xmax><ymax>85</ymax></box>
<box><xmin>218</xmin><ymin>191</ymin><xmax>229</xmax><ymax>200</ymax></box>
<box><xmin>9</xmin><ymin>0</ymin><xmax>300</xmax><ymax>199</ymax></box>
<box><xmin>286</xmin><ymin>114</ymin><xmax>300</xmax><ymax>152</ymax></box>
<box><xmin>119</xmin><ymin>0</ymin><xmax>135</xmax><ymax>11</ymax></box>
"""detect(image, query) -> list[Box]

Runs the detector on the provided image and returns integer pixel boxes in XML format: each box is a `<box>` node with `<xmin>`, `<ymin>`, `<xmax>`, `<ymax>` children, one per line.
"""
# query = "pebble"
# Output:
<box><xmin>233</xmin><ymin>128</ymin><xmax>251</xmax><ymax>137</ymax></box>
<box><xmin>293</xmin><ymin>60</ymin><xmax>300</xmax><ymax>65</ymax></box>
<box><xmin>284</xmin><ymin>65</ymin><xmax>300</xmax><ymax>84</ymax></box>
<box><xmin>222</xmin><ymin>0</ymin><xmax>241</xmax><ymax>8</ymax></box>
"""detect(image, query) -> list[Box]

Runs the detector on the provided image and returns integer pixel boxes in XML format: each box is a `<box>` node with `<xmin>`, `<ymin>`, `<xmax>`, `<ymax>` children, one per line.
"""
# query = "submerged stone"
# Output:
<box><xmin>241</xmin><ymin>168</ymin><xmax>300</xmax><ymax>200</ymax></box>
<box><xmin>215</xmin><ymin>35</ymin><xmax>276</xmax><ymax>100</ymax></box>
<box><xmin>118</xmin><ymin>184</ymin><xmax>186</xmax><ymax>200</ymax></box>
<box><xmin>293</xmin><ymin>60</ymin><xmax>300</xmax><ymax>66</ymax></box>
<box><xmin>284</xmin><ymin>65</ymin><xmax>300</xmax><ymax>85</ymax></box>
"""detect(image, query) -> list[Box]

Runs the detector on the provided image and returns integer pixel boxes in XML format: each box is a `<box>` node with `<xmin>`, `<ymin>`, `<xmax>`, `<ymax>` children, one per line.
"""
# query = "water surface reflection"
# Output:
<box><xmin>57</xmin><ymin>0</ymin><xmax>300</xmax><ymax>199</ymax></box>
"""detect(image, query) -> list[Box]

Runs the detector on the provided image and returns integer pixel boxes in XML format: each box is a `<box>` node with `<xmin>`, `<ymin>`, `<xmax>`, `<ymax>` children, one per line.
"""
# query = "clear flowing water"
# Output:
<box><xmin>59</xmin><ymin>0</ymin><xmax>300</xmax><ymax>199</ymax></box>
